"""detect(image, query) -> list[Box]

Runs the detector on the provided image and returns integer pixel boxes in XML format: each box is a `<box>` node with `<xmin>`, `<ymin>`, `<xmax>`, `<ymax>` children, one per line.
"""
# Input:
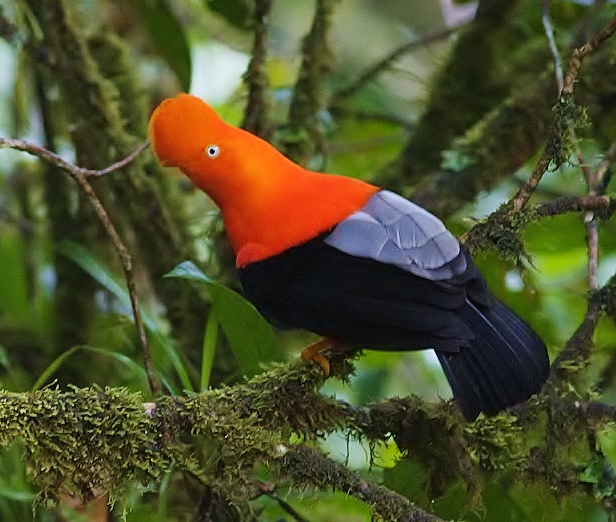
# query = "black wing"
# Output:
<box><xmin>239</xmin><ymin>234</ymin><xmax>480</xmax><ymax>352</ymax></box>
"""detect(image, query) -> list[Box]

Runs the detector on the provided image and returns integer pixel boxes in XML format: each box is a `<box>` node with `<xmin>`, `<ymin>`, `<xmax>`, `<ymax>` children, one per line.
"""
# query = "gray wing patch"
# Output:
<box><xmin>324</xmin><ymin>190</ymin><xmax>467</xmax><ymax>280</ymax></box>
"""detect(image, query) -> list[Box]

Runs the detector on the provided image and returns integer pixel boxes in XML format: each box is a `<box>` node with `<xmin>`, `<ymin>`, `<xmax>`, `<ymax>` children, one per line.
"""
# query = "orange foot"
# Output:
<box><xmin>300</xmin><ymin>338</ymin><xmax>348</xmax><ymax>377</ymax></box>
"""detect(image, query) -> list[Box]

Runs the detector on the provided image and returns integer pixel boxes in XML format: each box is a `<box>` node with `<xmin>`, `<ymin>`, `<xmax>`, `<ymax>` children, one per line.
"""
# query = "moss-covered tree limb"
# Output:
<box><xmin>459</xmin><ymin>13</ymin><xmax>616</xmax><ymax>265</ymax></box>
<box><xmin>278</xmin><ymin>444</ymin><xmax>443</xmax><ymax>522</ymax></box>
<box><xmin>0</xmin><ymin>360</ymin><xmax>438</xmax><ymax>520</ymax></box>
<box><xmin>3</xmin><ymin>312</ymin><xmax>616</xmax><ymax>516</ymax></box>
<box><xmin>410</xmin><ymin>76</ymin><xmax>556</xmax><ymax>218</ymax></box>
<box><xmin>282</xmin><ymin>0</ymin><xmax>339</xmax><ymax>164</ymax></box>
<box><xmin>242</xmin><ymin>0</ymin><xmax>273</xmax><ymax>139</ymax></box>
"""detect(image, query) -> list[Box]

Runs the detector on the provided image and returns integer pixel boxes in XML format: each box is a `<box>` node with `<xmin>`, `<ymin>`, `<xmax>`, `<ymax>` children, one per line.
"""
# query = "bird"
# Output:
<box><xmin>148</xmin><ymin>93</ymin><xmax>550</xmax><ymax>421</ymax></box>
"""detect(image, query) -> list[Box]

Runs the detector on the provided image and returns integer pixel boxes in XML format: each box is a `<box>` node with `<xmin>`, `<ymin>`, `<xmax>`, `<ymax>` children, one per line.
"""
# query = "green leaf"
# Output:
<box><xmin>0</xmin><ymin>484</ymin><xmax>34</xmax><ymax>503</ymax></box>
<box><xmin>133</xmin><ymin>0</ymin><xmax>192</xmax><ymax>91</ymax></box>
<box><xmin>165</xmin><ymin>260</ymin><xmax>214</xmax><ymax>284</ymax></box>
<box><xmin>31</xmin><ymin>345</ymin><xmax>149</xmax><ymax>392</ymax></box>
<box><xmin>0</xmin><ymin>230</ymin><xmax>31</xmax><ymax>323</ymax></box>
<box><xmin>200</xmin><ymin>310</ymin><xmax>219</xmax><ymax>390</ymax></box>
<box><xmin>157</xmin><ymin>465</ymin><xmax>174</xmax><ymax>522</ymax></box>
<box><xmin>166</xmin><ymin>261</ymin><xmax>280</xmax><ymax>378</ymax></box>
<box><xmin>58</xmin><ymin>240</ymin><xmax>194</xmax><ymax>393</ymax></box>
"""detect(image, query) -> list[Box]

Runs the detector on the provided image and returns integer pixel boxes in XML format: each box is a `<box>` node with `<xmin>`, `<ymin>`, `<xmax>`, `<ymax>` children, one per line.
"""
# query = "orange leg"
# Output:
<box><xmin>300</xmin><ymin>338</ymin><xmax>348</xmax><ymax>376</ymax></box>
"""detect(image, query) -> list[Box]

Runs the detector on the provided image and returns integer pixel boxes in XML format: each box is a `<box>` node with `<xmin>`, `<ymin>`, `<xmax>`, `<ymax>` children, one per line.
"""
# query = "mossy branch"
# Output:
<box><xmin>282</xmin><ymin>0</ymin><xmax>340</xmax><ymax>164</ymax></box>
<box><xmin>279</xmin><ymin>445</ymin><xmax>443</xmax><ymax>522</ymax></box>
<box><xmin>0</xmin><ymin>360</ymin><xmax>442</xmax><ymax>520</ymax></box>
<box><xmin>409</xmin><ymin>76</ymin><xmax>555</xmax><ymax>218</ymax></box>
<box><xmin>4</xmin><ymin>334</ymin><xmax>616</xmax><ymax>515</ymax></box>
<box><xmin>242</xmin><ymin>0</ymin><xmax>273</xmax><ymax>139</ymax></box>
<box><xmin>25</xmin><ymin>0</ymin><xmax>208</xmax><ymax>356</ymax></box>
<box><xmin>379</xmin><ymin>0</ymin><xmax>536</xmax><ymax>203</ymax></box>
<box><xmin>331</xmin><ymin>26</ymin><xmax>456</xmax><ymax>102</ymax></box>
<box><xmin>461</xmin><ymin>16</ymin><xmax>616</xmax><ymax>266</ymax></box>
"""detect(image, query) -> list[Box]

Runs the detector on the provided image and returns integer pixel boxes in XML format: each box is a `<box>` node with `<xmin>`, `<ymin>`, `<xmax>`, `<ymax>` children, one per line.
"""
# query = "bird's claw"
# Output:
<box><xmin>300</xmin><ymin>338</ymin><xmax>351</xmax><ymax>377</ymax></box>
<box><xmin>300</xmin><ymin>338</ymin><xmax>334</xmax><ymax>376</ymax></box>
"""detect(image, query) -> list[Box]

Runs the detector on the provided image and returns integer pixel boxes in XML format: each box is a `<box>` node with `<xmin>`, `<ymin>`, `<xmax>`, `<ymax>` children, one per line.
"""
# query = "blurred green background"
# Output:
<box><xmin>1</xmin><ymin>0</ymin><xmax>616</xmax><ymax>520</ymax></box>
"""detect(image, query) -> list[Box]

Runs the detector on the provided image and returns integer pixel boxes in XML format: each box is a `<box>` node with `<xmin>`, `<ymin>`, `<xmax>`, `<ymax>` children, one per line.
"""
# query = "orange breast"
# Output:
<box><xmin>226</xmin><ymin>172</ymin><xmax>379</xmax><ymax>267</ymax></box>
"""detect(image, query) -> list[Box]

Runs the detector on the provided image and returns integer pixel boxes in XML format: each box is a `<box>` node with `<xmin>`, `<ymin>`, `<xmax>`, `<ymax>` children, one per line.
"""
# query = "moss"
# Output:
<box><xmin>387</xmin><ymin>0</ymin><xmax>524</xmax><ymax>189</ymax></box>
<box><xmin>547</xmin><ymin>93</ymin><xmax>588</xmax><ymax>168</ymax></box>
<box><xmin>465</xmin><ymin>413</ymin><xmax>527</xmax><ymax>472</ymax></box>
<box><xmin>0</xmin><ymin>361</ymin><xmax>343</xmax><ymax>506</ymax></box>
<box><xmin>26</xmin><ymin>0</ymin><xmax>210</xmax><ymax>358</ymax></box>
<box><xmin>27</xmin><ymin>0</ymin><xmax>133</xmax><ymax>166</ymax></box>
<box><xmin>600</xmin><ymin>274</ymin><xmax>616</xmax><ymax>322</ymax></box>
<box><xmin>0</xmin><ymin>355</ymin><xmax>614</xmax><ymax>516</ymax></box>
<box><xmin>279</xmin><ymin>444</ymin><xmax>441</xmax><ymax>522</ymax></box>
<box><xmin>0</xmin><ymin>386</ymin><xmax>179</xmax><ymax>504</ymax></box>
<box><xmin>463</xmin><ymin>202</ymin><xmax>539</xmax><ymax>270</ymax></box>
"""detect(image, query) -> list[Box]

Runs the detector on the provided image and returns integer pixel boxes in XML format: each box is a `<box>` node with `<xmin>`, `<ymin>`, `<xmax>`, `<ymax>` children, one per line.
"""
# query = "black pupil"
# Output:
<box><xmin>209</xmin><ymin>147</ymin><xmax>216</xmax><ymax>155</ymax></box>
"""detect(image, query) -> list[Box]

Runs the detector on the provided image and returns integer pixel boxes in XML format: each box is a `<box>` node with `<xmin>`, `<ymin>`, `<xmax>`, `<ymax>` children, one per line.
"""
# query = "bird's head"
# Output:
<box><xmin>149</xmin><ymin>94</ymin><xmax>377</xmax><ymax>264</ymax></box>
<box><xmin>148</xmin><ymin>94</ymin><xmax>284</xmax><ymax>206</ymax></box>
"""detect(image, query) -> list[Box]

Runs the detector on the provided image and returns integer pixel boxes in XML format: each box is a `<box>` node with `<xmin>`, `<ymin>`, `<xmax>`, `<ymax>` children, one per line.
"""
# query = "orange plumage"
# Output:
<box><xmin>149</xmin><ymin>94</ymin><xmax>378</xmax><ymax>267</ymax></box>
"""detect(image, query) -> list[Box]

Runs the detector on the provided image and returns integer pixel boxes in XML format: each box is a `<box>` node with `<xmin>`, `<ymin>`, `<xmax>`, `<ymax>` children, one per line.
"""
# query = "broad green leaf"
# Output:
<box><xmin>58</xmin><ymin>240</ymin><xmax>193</xmax><ymax>393</ymax></box>
<box><xmin>165</xmin><ymin>260</ymin><xmax>214</xmax><ymax>284</ymax></box>
<box><xmin>0</xmin><ymin>230</ymin><xmax>30</xmax><ymax>323</ymax></box>
<box><xmin>166</xmin><ymin>261</ymin><xmax>280</xmax><ymax>378</ymax></box>
<box><xmin>200</xmin><ymin>310</ymin><xmax>219</xmax><ymax>390</ymax></box>
<box><xmin>133</xmin><ymin>0</ymin><xmax>192</xmax><ymax>91</ymax></box>
<box><xmin>0</xmin><ymin>483</ymin><xmax>34</xmax><ymax>502</ymax></box>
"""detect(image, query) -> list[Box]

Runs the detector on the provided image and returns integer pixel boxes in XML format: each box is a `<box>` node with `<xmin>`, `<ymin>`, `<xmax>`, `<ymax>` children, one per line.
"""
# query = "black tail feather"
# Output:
<box><xmin>436</xmin><ymin>297</ymin><xmax>550</xmax><ymax>421</ymax></box>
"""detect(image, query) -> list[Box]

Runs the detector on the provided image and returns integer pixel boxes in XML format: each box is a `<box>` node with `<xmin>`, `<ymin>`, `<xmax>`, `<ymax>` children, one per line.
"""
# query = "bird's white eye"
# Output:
<box><xmin>205</xmin><ymin>145</ymin><xmax>220</xmax><ymax>158</ymax></box>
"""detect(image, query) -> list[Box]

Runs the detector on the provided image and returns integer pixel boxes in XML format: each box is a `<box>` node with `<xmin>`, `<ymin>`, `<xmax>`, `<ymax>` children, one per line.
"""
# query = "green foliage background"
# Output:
<box><xmin>0</xmin><ymin>0</ymin><xmax>616</xmax><ymax>520</ymax></box>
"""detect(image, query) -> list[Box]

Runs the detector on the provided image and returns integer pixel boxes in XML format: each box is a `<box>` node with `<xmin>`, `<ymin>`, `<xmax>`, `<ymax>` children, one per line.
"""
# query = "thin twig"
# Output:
<box><xmin>540</xmin><ymin>6</ymin><xmax>612</xmax><ymax>291</ymax></box>
<box><xmin>534</xmin><ymin>194</ymin><xmax>615</xmax><ymax>218</ymax></box>
<box><xmin>0</xmin><ymin>138</ymin><xmax>161</xmax><ymax>397</ymax></box>
<box><xmin>512</xmin><ymin>17</ymin><xmax>616</xmax><ymax>212</ymax></box>
<box><xmin>0</xmin><ymin>139</ymin><xmax>150</xmax><ymax>178</ymax></box>
<box><xmin>280</xmin><ymin>444</ymin><xmax>443</xmax><ymax>522</ymax></box>
<box><xmin>562</xmin><ymin>18</ymin><xmax>616</xmax><ymax>95</ymax></box>
<box><xmin>582</xmin><ymin>140</ymin><xmax>616</xmax><ymax>290</ymax></box>
<box><xmin>585</xmin><ymin>214</ymin><xmax>599</xmax><ymax>290</ymax></box>
<box><xmin>544</xmin><ymin>294</ymin><xmax>602</xmax><ymax>393</ymax></box>
<box><xmin>258</xmin><ymin>485</ymin><xmax>310</xmax><ymax>522</ymax></box>
<box><xmin>511</xmin><ymin>149</ymin><xmax>552</xmax><ymax>212</ymax></box>
<box><xmin>541</xmin><ymin>0</ymin><xmax>564</xmax><ymax>92</ymax></box>
<box><xmin>332</xmin><ymin>27</ymin><xmax>457</xmax><ymax>101</ymax></box>
<box><xmin>595</xmin><ymin>139</ymin><xmax>616</xmax><ymax>184</ymax></box>
<box><xmin>541</xmin><ymin>0</ymin><xmax>589</xmax><ymax>184</ymax></box>
<box><xmin>91</xmin><ymin>141</ymin><xmax>151</xmax><ymax>176</ymax></box>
